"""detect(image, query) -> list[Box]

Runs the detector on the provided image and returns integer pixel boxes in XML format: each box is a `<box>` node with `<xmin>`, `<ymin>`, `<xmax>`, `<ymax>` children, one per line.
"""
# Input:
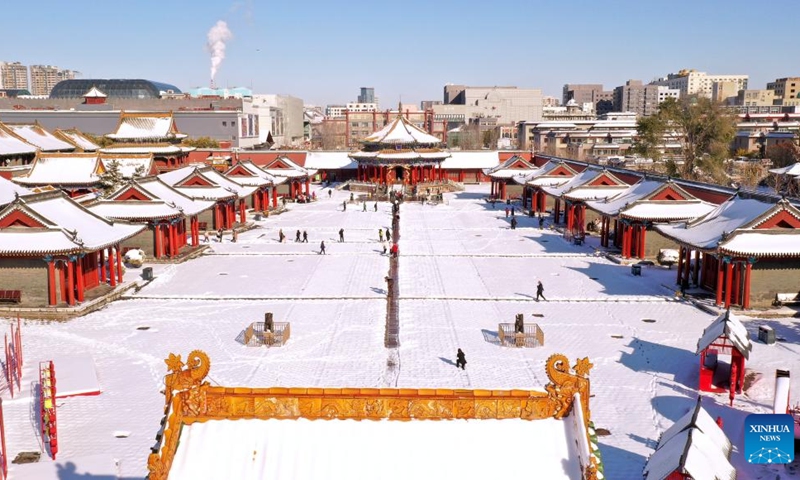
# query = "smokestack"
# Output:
<box><xmin>206</xmin><ymin>20</ymin><xmax>233</xmax><ymax>84</ymax></box>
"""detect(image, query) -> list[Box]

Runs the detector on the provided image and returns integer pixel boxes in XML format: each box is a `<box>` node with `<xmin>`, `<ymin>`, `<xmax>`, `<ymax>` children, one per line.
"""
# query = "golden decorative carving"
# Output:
<box><xmin>147</xmin><ymin>351</ymin><xmax>595</xmax><ymax>479</ymax></box>
<box><xmin>545</xmin><ymin>353</ymin><xmax>592</xmax><ymax>421</ymax></box>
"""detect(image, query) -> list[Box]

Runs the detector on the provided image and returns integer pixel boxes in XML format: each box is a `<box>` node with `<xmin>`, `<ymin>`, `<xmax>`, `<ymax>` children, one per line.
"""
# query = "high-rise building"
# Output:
<box><xmin>357</xmin><ymin>87</ymin><xmax>375</xmax><ymax>104</ymax></box>
<box><xmin>0</xmin><ymin>61</ymin><xmax>29</xmax><ymax>90</ymax></box>
<box><xmin>562</xmin><ymin>84</ymin><xmax>614</xmax><ymax>115</ymax></box>
<box><xmin>650</xmin><ymin>69</ymin><xmax>748</xmax><ymax>99</ymax></box>
<box><xmin>438</xmin><ymin>85</ymin><xmax>543</xmax><ymax>123</ymax></box>
<box><xmin>766</xmin><ymin>77</ymin><xmax>800</xmax><ymax>104</ymax></box>
<box><xmin>613</xmin><ymin>80</ymin><xmax>680</xmax><ymax>117</ymax></box>
<box><xmin>30</xmin><ymin>65</ymin><xmax>79</xmax><ymax>96</ymax></box>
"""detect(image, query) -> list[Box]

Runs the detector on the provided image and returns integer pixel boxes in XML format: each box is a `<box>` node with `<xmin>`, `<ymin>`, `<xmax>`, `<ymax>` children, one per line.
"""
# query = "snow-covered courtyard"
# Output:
<box><xmin>2</xmin><ymin>184</ymin><xmax>800</xmax><ymax>479</ymax></box>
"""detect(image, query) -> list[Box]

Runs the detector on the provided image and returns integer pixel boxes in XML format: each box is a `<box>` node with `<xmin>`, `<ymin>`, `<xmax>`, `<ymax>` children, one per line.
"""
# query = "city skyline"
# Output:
<box><xmin>1</xmin><ymin>0</ymin><xmax>796</xmax><ymax>106</ymax></box>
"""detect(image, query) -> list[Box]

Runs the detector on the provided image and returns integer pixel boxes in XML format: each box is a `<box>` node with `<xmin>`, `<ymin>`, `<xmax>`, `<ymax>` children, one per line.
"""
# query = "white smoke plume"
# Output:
<box><xmin>207</xmin><ymin>20</ymin><xmax>233</xmax><ymax>83</ymax></box>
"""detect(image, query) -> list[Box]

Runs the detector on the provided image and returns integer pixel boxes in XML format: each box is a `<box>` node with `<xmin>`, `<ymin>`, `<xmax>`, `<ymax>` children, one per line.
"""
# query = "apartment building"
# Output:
<box><xmin>0</xmin><ymin>61</ymin><xmax>28</xmax><ymax>90</ymax></box>
<box><xmin>562</xmin><ymin>84</ymin><xmax>614</xmax><ymax>115</ymax></box>
<box><xmin>29</xmin><ymin>65</ymin><xmax>79</xmax><ymax>96</ymax></box>
<box><xmin>651</xmin><ymin>69</ymin><xmax>748</xmax><ymax>98</ymax></box>
<box><xmin>766</xmin><ymin>77</ymin><xmax>800</xmax><ymax>106</ymax></box>
<box><xmin>612</xmin><ymin>80</ymin><xmax>680</xmax><ymax>117</ymax></box>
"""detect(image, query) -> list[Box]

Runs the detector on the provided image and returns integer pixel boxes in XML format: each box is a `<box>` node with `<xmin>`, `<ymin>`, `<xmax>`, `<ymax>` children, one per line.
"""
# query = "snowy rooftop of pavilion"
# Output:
<box><xmin>105</xmin><ymin>112</ymin><xmax>187</xmax><ymax>141</ymax></box>
<box><xmin>167</xmin><ymin>416</ymin><xmax>586</xmax><ymax>480</ymax></box>
<box><xmin>303</xmin><ymin>151</ymin><xmax>356</xmax><ymax>170</ymax></box>
<box><xmin>112</xmin><ymin>176</ymin><xmax>215</xmax><ymax>216</ymax></box>
<box><xmin>99</xmin><ymin>144</ymin><xmax>193</xmax><ymax>155</ymax></box>
<box><xmin>362</xmin><ymin>115</ymin><xmax>441</xmax><ymax>145</ymax></box>
<box><xmin>0</xmin><ymin>126</ymin><xmax>38</xmax><ymax>157</ymax></box>
<box><xmin>696</xmin><ymin>310</ymin><xmax>753</xmax><ymax>358</ymax></box>
<box><xmin>484</xmin><ymin>155</ymin><xmax>538</xmax><ymax>179</ymax></box>
<box><xmin>587</xmin><ymin>180</ymin><xmax>718</xmax><ymax>221</ymax></box>
<box><xmin>87</xmin><ymin>199</ymin><xmax>182</xmax><ymax>221</ymax></box>
<box><xmin>99</xmin><ymin>153</ymin><xmax>155</xmax><ymax>178</ymax></box>
<box><xmin>541</xmin><ymin>168</ymin><xmax>611</xmax><ymax>198</ymax></box>
<box><xmin>643</xmin><ymin>428</ymin><xmax>736</xmax><ymax>480</ymax></box>
<box><xmin>224</xmin><ymin>160</ymin><xmax>278</xmax><ymax>187</ymax></box>
<box><xmin>159</xmin><ymin>165</ymin><xmax>257</xmax><ymax>200</ymax></box>
<box><xmin>0</xmin><ymin>190</ymin><xmax>145</xmax><ymax>254</ymax></box>
<box><xmin>260</xmin><ymin>156</ymin><xmax>316</xmax><ymax>178</ymax></box>
<box><xmin>0</xmin><ymin>175</ymin><xmax>32</xmax><ymax>206</ymax></box>
<box><xmin>13</xmin><ymin>152</ymin><xmax>103</xmax><ymax>187</ymax></box>
<box><xmin>1</xmin><ymin>123</ymin><xmax>75</xmax><ymax>152</ymax></box>
<box><xmin>53</xmin><ymin>128</ymin><xmax>101</xmax><ymax>152</ymax></box>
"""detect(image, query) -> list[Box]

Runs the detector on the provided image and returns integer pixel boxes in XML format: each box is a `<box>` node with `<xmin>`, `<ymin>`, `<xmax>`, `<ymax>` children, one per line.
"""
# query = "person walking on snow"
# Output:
<box><xmin>232</xmin><ymin>229</ymin><xmax>238</xmax><ymax>243</ymax></box>
<box><xmin>510</xmin><ymin>217</ymin><xmax>518</xmax><ymax>230</ymax></box>
<box><xmin>350</xmin><ymin>192</ymin><xmax>354</xmax><ymax>202</ymax></box>
<box><xmin>536</xmin><ymin>280</ymin><xmax>547</xmax><ymax>302</ymax></box>
<box><xmin>295</xmin><ymin>230</ymin><xmax>302</xmax><ymax>242</ymax></box>
<box><xmin>456</xmin><ymin>348</ymin><xmax>467</xmax><ymax>370</ymax></box>
<box><xmin>390</xmin><ymin>243</ymin><xmax>399</xmax><ymax>258</ymax></box>
<box><xmin>319</xmin><ymin>241</ymin><xmax>326</xmax><ymax>255</ymax></box>
<box><xmin>374</xmin><ymin>202</ymin><xmax>378</xmax><ymax>212</ymax></box>
<box><xmin>538</xmin><ymin>215</ymin><xmax>544</xmax><ymax>230</ymax></box>
<box><xmin>385</xmin><ymin>228</ymin><xmax>391</xmax><ymax>242</ymax></box>
<box><xmin>379</xmin><ymin>229</ymin><xmax>384</xmax><ymax>242</ymax></box>
<box><xmin>363</xmin><ymin>202</ymin><xmax>367</xmax><ymax>212</ymax></box>
<box><xmin>343</xmin><ymin>200</ymin><xmax>347</xmax><ymax>211</ymax></box>
<box><xmin>505</xmin><ymin>207</ymin><xmax>510</xmax><ymax>218</ymax></box>
<box><xmin>328</xmin><ymin>189</ymin><xmax>332</xmax><ymax>198</ymax></box>
<box><xmin>217</xmin><ymin>228</ymin><xmax>224</xmax><ymax>243</ymax></box>
<box><xmin>278</xmin><ymin>229</ymin><xmax>285</xmax><ymax>243</ymax></box>
<box><xmin>302</xmin><ymin>230</ymin><xmax>308</xmax><ymax>243</ymax></box>
<box><xmin>203</xmin><ymin>230</ymin><xmax>210</xmax><ymax>243</ymax></box>
<box><xmin>339</xmin><ymin>228</ymin><xmax>345</xmax><ymax>242</ymax></box>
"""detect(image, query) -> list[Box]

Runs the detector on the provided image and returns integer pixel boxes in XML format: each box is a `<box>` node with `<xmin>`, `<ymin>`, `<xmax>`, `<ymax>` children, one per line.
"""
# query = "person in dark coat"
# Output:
<box><xmin>350</xmin><ymin>192</ymin><xmax>354</xmax><ymax>202</ymax></box>
<box><xmin>328</xmin><ymin>189</ymin><xmax>332</xmax><ymax>198</ymax></box>
<box><xmin>343</xmin><ymin>200</ymin><xmax>347</xmax><ymax>211</ymax></box>
<box><xmin>319</xmin><ymin>241</ymin><xmax>326</xmax><ymax>255</ymax></box>
<box><xmin>385</xmin><ymin>228</ymin><xmax>391</xmax><ymax>242</ymax></box>
<box><xmin>339</xmin><ymin>228</ymin><xmax>344</xmax><ymax>242</ymax></box>
<box><xmin>295</xmin><ymin>230</ymin><xmax>302</xmax><ymax>242</ymax></box>
<box><xmin>536</xmin><ymin>280</ymin><xmax>547</xmax><ymax>301</ymax></box>
<box><xmin>456</xmin><ymin>348</ymin><xmax>467</xmax><ymax>370</ymax></box>
<box><xmin>217</xmin><ymin>228</ymin><xmax>224</xmax><ymax>243</ymax></box>
<box><xmin>302</xmin><ymin>230</ymin><xmax>308</xmax><ymax>243</ymax></box>
<box><xmin>538</xmin><ymin>215</ymin><xmax>544</xmax><ymax>230</ymax></box>
<box><xmin>510</xmin><ymin>217</ymin><xmax>517</xmax><ymax>230</ymax></box>
<box><xmin>278</xmin><ymin>229</ymin><xmax>285</xmax><ymax>243</ymax></box>
<box><xmin>374</xmin><ymin>202</ymin><xmax>378</xmax><ymax>212</ymax></box>
<box><xmin>515</xmin><ymin>314</ymin><xmax>524</xmax><ymax>333</ymax></box>
<box><xmin>232</xmin><ymin>229</ymin><xmax>238</xmax><ymax>243</ymax></box>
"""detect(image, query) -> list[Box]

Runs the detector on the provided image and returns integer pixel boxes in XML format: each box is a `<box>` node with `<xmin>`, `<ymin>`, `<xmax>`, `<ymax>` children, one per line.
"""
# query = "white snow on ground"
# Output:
<box><xmin>1</xmin><ymin>184</ymin><xmax>799</xmax><ymax>479</ymax></box>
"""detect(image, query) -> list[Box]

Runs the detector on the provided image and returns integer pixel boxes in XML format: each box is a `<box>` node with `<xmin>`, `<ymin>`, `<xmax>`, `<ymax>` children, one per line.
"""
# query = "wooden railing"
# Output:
<box><xmin>498</xmin><ymin>323</ymin><xmax>544</xmax><ymax>348</ymax></box>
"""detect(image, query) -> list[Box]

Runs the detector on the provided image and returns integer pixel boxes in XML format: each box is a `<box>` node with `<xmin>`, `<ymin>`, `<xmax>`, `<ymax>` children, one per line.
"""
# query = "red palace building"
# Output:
<box><xmin>348</xmin><ymin>115</ymin><xmax>450</xmax><ymax>186</ymax></box>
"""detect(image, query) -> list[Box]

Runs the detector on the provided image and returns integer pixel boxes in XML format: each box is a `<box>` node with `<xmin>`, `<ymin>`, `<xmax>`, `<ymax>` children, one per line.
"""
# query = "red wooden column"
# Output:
<box><xmin>554</xmin><ymin>200</ymin><xmax>560</xmax><ymax>224</ymax></box>
<box><xmin>66</xmin><ymin>259</ymin><xmax>75</xmax><ymax>306</ymax></box>
<box><xmin>108</xmin><ymin>246</ymin><xmax>117</xmax><ymax>287</ymax></box>
<box><xmin>682</xmin><ymin>247</ymin><xmax>692</xmax><ymax>286</ymax></box>
<box><xmin>99</xmin><ymin>250</ymin><xmax>106</xmax><ymax>283</ymax></box>
<box><xmin>676</xmin><ymin>247</ymin><xmax>684</xmax><ymax>284</ymax></box>
<box><xmin>47</xmin><ymin>259</ymin><xmax>57</xmax><ymax>306</ymax></box>
<box><xmin>272</xmin><ymin>188</ymin><xmax>278</xmax><ymax>209</ymax></box>
<box><xmin>639</xmin><ymin>226</ymin><xmax>647</xmax><ymax>259</ymax></box>
<box><xmin>75</xmin><ymin>255</ymin><xmax>85</xmax><ymax>302</ymax></box>
<box><xmin>715</xmin><ymin>258</ymin><xmax>724</xmax><ymax>305</ymax></box>
<box><xmin>169</xmin><ymin>223</ymin><xmax>176</xmax><ymax>257</ymax></box>
<box><xmin>116</xmin><ymin>244</ymin><xmax>123</xmax><ymax>284</ymax></box>
<box><xmin>154</xmin><ymin>224</ymin><xmax>162</xmax><ymax>259</ymax></box>
<box><xmin>192</xmin><ymin>217</ymin><xmax>199</xmax><ymax>247</ymax></box>
<box><xmin>692</xmin><ymin>250</ymin><xmax>700</xmax><ymax>285</ymax></box>
<box><xmin>724</xmin><ymin>261</ymin><xmax>733</xmax><ymax>308</ymax></box>
<box><xmin>305</xmin><ymin>178</ymin><xmax>310</xmax><ymax>195</ymax></box>
<box><xmin>743</xmin><ymin>261</ymin><xmax>753</xmax><ymax>310</ymax></box>
<box><xmin>253</xmin><ymin>190</ymin><xmax>260</xmax><ymax>211</ymax></box>
<box><xmin>239</xmin><ymin>199</ymin><xmax>246</xmax><ymax>224</ymax></box>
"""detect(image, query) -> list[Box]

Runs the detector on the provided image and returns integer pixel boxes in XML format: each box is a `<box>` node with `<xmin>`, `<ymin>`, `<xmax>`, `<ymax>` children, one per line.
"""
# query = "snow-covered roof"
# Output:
<box><xmin>563</xmin><ymin>186</ymin><xmax>628</xmax><ymax>201</ymax></box>
<box><xmin>540</xmin><ymin>168</ymin><xmax>603</xmax><ymax>197</ymax></box>
<box><xmin>769</xmin><ymin>162</ymin><xmax>800</xmax><ymax>177</ymax></box>
<box><xmin>485</xmin><ymin>155</ymin><xmax>538</xmax><ymax>179</ymax></box>
<box><xmin>83</xmin><ymin>86</ymin><xmax>107</xmax><ymax>98</ymax></box>
<box><xmin>87</xmin><ymin>199</ymin><xmax>182</xmax><ymax>221</ymax></box>
<box><xmin>0</xmin><ymin>126</ymin><xmax>38</xmax><ymax>157</ymax></box>
<box><xmin>124</xmin><ymin>177</ymin><xmax>215</xmax><ymax>216</ymax></box>
<box><xmin>657</xmin><ymin>399</ymin><xmax>731</xmax><ymax>456</ymax></box>
<box><xmin>99</xmin><ymin>154</ymin><xmax>154</xmax><ymax>179</ymax></box>
<box><xmin>0</xmin><ymin>175</ymin><xmax>32</xmax><ymax>206</ymax></box>
<box><xmin>655</xmin><ymin>196</ymin><xmax>773</xmax><ymax>250</ymax></box>
<box><xmin>351</xmin><ymin>150</ymin><xmax>450</xmax><ymax>162</ymax></box>
<box><xmin>159</xmin><ymin>166</ymin><xmax>254</xmax><ymax>200</ymax></box>
<box><xmin>363</xmin><ymin>115</ymin><xmax>441</xmax><ymax>145</ymax></box>
<box><xmin>106</xmin><ymin>112</ymin><xmax>187</xmax><ymax>141</ymax></box>
<box><xmin>303</xmin><ymin>151</ymin><xmax>357</xmax><ymax>170</ymax></box>
<box><xmin>53</xmin><ymin>129</ymin><xmax>100</xmax><ymax>152</ymax></box>
<box><xmin>224</xmin><ymin>160</ymin><xmax>279</xmax><ymax>186</ymax></box>
<box><xmin>0</xmin><ymin>191</ymin><xmax>145</xmax><ymax>255</ymax></box>
<box><xmin>587</xmin><ymin>180</ymin><xmax>664</xmax><ymax>216</ymax></box>
<box><xmin>719</xmin><ymin>230</ymin><xmax>800</xmax><ymax>257</ymax></box>
<box><xmin>696</xmin><ymin>309</ymin><xmax>753</xmax><ymax>359</ymax></box>
<box><xmin>2</xmin><ymin>123</ymin><xmax>75</xmax><ymax>152</ymax></box>
<box><xmin>440</xmin><ymin>151</ymin><xmax>500</xmax><ymax>169</ymax></box>
<box><xmin>167</xmin><ymin>416</ymin><xmax>585</xmax><ymax>480</ymax></box>
<box><xmin>261</xmin><ymin>156</ymin><xmax>316</xmax><ymax>178</ymax></box>
<box><xmin>643</xmin><ymin>428</ymin><xmax>735</xmax><ymax>480</ymax></box>
<box><xmin>620</xmin><ymin>201</ymin><xmax>718</xmax><ymax>221</ymax></box>
<box><xmin>14</xmin><ymin>153</ymin><xmax>103</xmax><ymax>187</ymax></box>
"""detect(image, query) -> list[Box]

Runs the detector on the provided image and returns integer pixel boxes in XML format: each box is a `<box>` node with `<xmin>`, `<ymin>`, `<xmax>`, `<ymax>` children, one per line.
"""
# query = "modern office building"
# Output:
<box><xmin>49</xmin><ymin>79</ymin><xmax>182</xmax><ymax>99</ymax></box>
<box><xmin>357</xmin><ymin>87</ymin><xmax>375</xmax><ymax>104</ymax></box>
<box><xmin>436</xmin><ymin>84</ymin><xmax>543</xmax><ymax>124</ymax></box>
<box><xmin>613</xmin><ymin>80</ymin><xmax>680</xmax><ymax>117</ymax></box>
<box><xmin>562</xmin><ymin>84</ymin><xmax>614</xmax><ymax>115</ymax></box>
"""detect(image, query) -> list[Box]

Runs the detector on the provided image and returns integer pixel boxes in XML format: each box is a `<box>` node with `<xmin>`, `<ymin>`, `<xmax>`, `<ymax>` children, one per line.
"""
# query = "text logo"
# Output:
<box><xmin>744</xmin><ymin>414</ymin><xmax>795</xmax><ymax>464</ymax></box>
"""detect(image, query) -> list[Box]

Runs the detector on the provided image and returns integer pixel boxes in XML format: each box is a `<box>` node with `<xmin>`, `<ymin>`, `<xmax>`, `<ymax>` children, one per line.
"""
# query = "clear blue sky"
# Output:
<box><xmin>2</xmin><ymin>0</ymin><xmax>796</xmax><ymax>107</ymax></box>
